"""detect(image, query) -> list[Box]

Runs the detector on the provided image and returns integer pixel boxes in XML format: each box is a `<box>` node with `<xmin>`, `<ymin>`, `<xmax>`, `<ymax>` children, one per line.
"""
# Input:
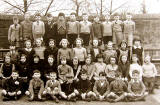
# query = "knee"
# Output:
<box><xmin>2</xmin><ymin>90</ymin><xmax>7</xmax><ymax>95</ymax></box>
<box><xmin>25</xmin><ymin>91</ymin><xmax>30</xmax><ymax>96</ymax></box>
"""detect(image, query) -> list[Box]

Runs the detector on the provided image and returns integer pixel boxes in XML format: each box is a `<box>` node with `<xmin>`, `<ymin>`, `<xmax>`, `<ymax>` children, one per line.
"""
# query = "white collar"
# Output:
<box><xmin>133</xmin><ymin>45</ymin><xmax>141</xmax><ymax>49</ymax></box>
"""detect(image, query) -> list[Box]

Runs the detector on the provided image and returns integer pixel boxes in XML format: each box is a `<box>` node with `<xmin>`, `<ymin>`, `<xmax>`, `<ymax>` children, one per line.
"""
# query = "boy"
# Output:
<box><xmin>127</xmin><ymin>70</ymin><xmax>148</xmax><ymax>101</ymax></box>
<box><xmin>32</xmin><ymin>13</ymin><xmax>45</xmax><ymax>41</ymax></box>
<box><xmin>93</xmin><ymin>72</ymin><xmax>110</xmax><ymax>101</ymax></box>
<box><xmin>25</xmin><ymin>70</ymin><xmax>44</xmax><ymax>101</ymax></box>
<box><xmin>8</xmin><ymin>16</ymin><xmax>22</xmax><ymax>48</ymax></box>
<box><xmin>107</xmin><ymin>72</ymin><xmax>127</xmax><ymax>102</ymax></box>
<box><xmin>21</xmin><ymin>13</ymin><xmax>33</xmax><ymax>42</ymax></box>
<box><xmin>67</xmin><ymin>12</ymin><xmax>79</xmax><ymax>47</ymax></box>
<box><xmin>2</xmin><ymin>71</ymin><xmax>22</xmax><ymax>101</ymax></box>
<box><xmin>102</xmin><ymin>14</ymin><xmax>113</xmax><ymax>44</ymax></box>
<box><xmin>79</xmin><ymin>13</ymin><xmax>92</xmax><ymax>46</ymax></box>
<box><xmin>43</xmin><ymin>72</ymin><xmax>66</xmax><ymax>103</ymax></box>
<box><xmin>142</xmin><ymin>55</ymin><xmax>157</xmax><ymax>93</ymax></box>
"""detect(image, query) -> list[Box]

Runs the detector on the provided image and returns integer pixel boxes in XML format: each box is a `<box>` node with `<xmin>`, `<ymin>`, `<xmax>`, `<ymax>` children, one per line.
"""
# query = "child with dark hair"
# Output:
<box><xmin>2</xmin><ymin>71</ymin><xmax>22</xmax><ymax>101</ymax></box>
<box><xmin>127</xmin><ymin>70</ymin><xmax>148</xmax><ymax>101</ymax></box>
<box><xmin>71</xmin><ymin>57</ymin><xmax>81</xmax><ymax>79</ymax></box>
<box><xmin>93</xmin><ymin>72</ymin><xmax>110</xmax><ymax>101</ymax></box>
<box><xmin>25</xmin><ymin>70</ymin><xmax>44</xmax><ymax>101</ymax></box>
<box><xmin>107</xmin><ymin>72</ymin><xmax>128</xmax><ymax>102</ymax></box>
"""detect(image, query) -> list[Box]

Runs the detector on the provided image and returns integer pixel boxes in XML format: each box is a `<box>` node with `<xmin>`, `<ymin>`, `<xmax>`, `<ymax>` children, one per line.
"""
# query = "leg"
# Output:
<box><xmin>114</xmin><ymin>92</ymin><xmax>127</xmax><ymax>102</ymax></box>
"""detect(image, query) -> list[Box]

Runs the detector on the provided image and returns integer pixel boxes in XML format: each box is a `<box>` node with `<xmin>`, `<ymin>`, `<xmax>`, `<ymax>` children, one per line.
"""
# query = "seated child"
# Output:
<box><xmin>93</xmin><ymin>72</ymin><xmax>110</xmax><ymax>101</ymax></box>
<box><xmin>127</xmin><ymin>70</ymin><xmax>148</xmax><ymax>101</ymax></box>
<box><xmin>142</xmin><ymin>55</ymin><xmax>157</xmax><ymax>94</ymax></box>
<box><xmin>25</xmin><ymin>70</ymin><xmax>44</xmax><ymax>101</ymax></box>
<box><xmin>107</xmin><ymin>72</ymin><xmax>127</xmax><ymax>102</ymax></box>
<box><xmin>43</xmin><ymin>72</ymin><xmax>66</xmax><ymax>103</ymax></box>
<box><xmin>2</xmin><ymin>71</ymin><xmax>22</xmax><ymax>101</ymax></box>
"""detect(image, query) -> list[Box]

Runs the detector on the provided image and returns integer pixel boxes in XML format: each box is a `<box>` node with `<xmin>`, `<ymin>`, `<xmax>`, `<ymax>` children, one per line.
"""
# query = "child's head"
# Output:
<box><xmin>120</xmin><ymin>55</ymin><xmax>128</xmax><ymax>63</ymax></box>
<box><xmin>73</xmin><ymin>57</ymin><xmax>79</xmax><ymax>65</ymax></box>
<box><xmin>105</xmin><ymin>14</ymin><xmax>110</xmax><ymax>21</ymax></box>
<box><xmin>58</xmin><ymin>12</ymin><xmax>65</xmax><ymax>21</ymax></box>
<box><xmin>96</xmin><ymin>54</ymin><xmax>103</xmax><ymax>63</ymax></box>
<box><xmin>81</xmin><ymin>72</ymin><xmax>88</xmax><ymax>80</ymax></box>
<box><xmin>13</xmin><ymin>16</ymin><xmax>19</xmax><ymax>24</ymax></box>
<box><xmin>48</xmin><ymin>55</ymin><xmax>54</xmax><ymax>64</ymax></box>
<box><xmin>35</xmin><ymin>13</ymin><xmax>41</xmax><ymax>21</ymax></box>
<box><xmin>133</xmin><ymin>38</ymin><xmax>141</xmax><ymax>47</ymax></box>
<box><xmin>92</xmin><ymin>37</ymin><xmax>99</xmax><ymax>47</ymax></box>
<box><xmin>11</xmin><ymin>71</ymin><xmax>19</xmax><ymax>79</ymax></box>
<box><xmin>60</xmin><ymin>39</ymin><xmax>69</xmax><ymax>48</ymax></box>
<box><xmin>75</xmin><ymin>38</ymin><xmax>83</xmax><ymax>47</ymax></box>
<box><xmin>115</xmin><ymin>72</ymin><xmax>122</xmax><ymax>80</ymax></box>
<box><xmin>85</xmin><ymin>57</ymin><xmax>91</xmax><ymax>65</ymax></box>
<box><xmin>119</xmin><ymin>40</ymin><xmax>127</xmax><ymax>49</ymax></box>
<box><xmin>33</xmin><ymin>54</ymin><xmax>40</xmax><ymax>63</ymax></box>
<box><xmin>94</xmin><ymin>16</ymin><xmax>99</xmax><ymax>23</ymax></box>
<box><xmin>33</xmin><ymin>70</ymin><xmax>41</xmax><ymax>79</ymax></box>
<box><xmin>131</xmin><ymin>54</ymin><xmax>138</xmax><ymax>63</ymax></box>
<box><xmin>132</xmin><ymin>70</ymin><xmax>140</xmax><ymax>80</ymax></box>
<box><xmin>107</xmin><ymin>41</ymin><xmax>113</xmax><ymax>50</ymax></box>
<box><xmin>61</xmin><ymin>56</ymin><xmax>67</xmax><ymax>65</ymax></box>
<box><xmin>24</xmin><ymin>13</ymin><xmax>30</xmax><ymax>21</ymax></box>
<box><xmin>25</xmin><ymin>40</ymin><xmax>32</xmax><ymax>48</ymax></box>
<box><xmin>4</xmin><ymin>55</ymin><xmax>11</xmax><ymax>63</ymax></box>
<box><xmin>46</xmin><ymin>13</ymin><xmax>53</xmax><ymax>22</ymax></box>
<box><xmin>114</xmin><ymin>14</ymin><xmax>120</xmax><ymax>21</ymax></box>
<box><xmin>99</xmin><ymin>72</ymin><xmax>106</xmax><ymax>80</ymax></box>
<box><xmin>126</xmin><ymin>13</ymin><xmax>132</xmax><ymax>20</ymax></box>
<box><xmin>144</xmin><ymin>55</ymin><xmax>151</xmax><ymax>64</ymax></box>
<box><xmin>20</xmin><ymin>54</ymin><xmax>27</xmax><ymax>63</ymax></box>
<box><xmin>49</xmin><ymin>39</ymin><xmax>55</xmax><ymax>47</ymax></box>
<box><xmin>82</xmin><ymin>13</ymin><xmax>88</xmax><ymax>21</ymax></box>
<box><xmin>49</xmin><ymin>72</ymin><xmax>57</xmax><ymax>80</ymax></box>
<box><xmin>70</xmin><ymin>12</ymin><xmax>76</xmax><ymax>21</ymax></box>
<box><xmin>66</xmin><ymin>75</ymin><xmax>74</xmax><ymax>83</ymax></box>
<box><xmin>109</xmin><ymin>56</ymin><xmax>117</xmax><ymax>65</ymax></box>
<box><xmin>35</xmin><ymin>38</ymin><xmax>42</xmax><ymax>47</ymax></box>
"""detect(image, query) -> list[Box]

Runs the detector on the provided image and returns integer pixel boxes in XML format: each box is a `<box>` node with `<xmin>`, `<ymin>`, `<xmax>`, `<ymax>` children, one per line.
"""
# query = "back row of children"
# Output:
<box><xmin>0</xmin><ymin>35</ymin><xmax>157</xmax><ymax>103</ymax></box>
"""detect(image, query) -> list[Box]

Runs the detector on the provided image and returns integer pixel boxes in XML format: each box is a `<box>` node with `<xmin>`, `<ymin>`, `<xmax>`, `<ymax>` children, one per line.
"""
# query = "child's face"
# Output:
<box><xmin>126</xmin><ymin>15</ymin><xmax>132</xmax><ymax>20</ymax></box>
<box><xmin>34</xmin><ymin>57</ymin><xmax>39</xmax><ymax>63</ymax></box>
<box><xmin>70</xmin><ymin>15</ymin><xmax>76</xmax><ymax>21</ymax></box>
<box><xmin>50</xmin><ymin>73</ymin><xmax>57</xmax><ymax>80</ymax></box>
<box><xmin>13</xmin><ymin>19</ymin><xmax>19</xmax><ymax>24</ymax></box>
<box><xmin>134</xmin><ymin>41</ymin><xmax>141</xmax><ymax>47</ymax></box>
<box><xmin>5</xmin><ymin>56</ymin><xmax>11</xmax><ymax>63</ymax></box>
<box><xmin>12</xmin><ymin>72</ymin><xmax>19</xmax><ymax>79</ymax></box>
<box><xmin>73</xmin><ymin>58</ymin><xmax>78</xmax><ymax>65</ymax></box>
<box><xmin>85</xmin><ymin>58</ymin><xmax>91</xmax><ymax>65</ymax></box>
<box><xmin>81</xmin><ymin>74</ymin><xmax>87</xmax><ymax>80</ymax></box>
<box><xmin>99</xmin><ymin>75</ymin><xmax>106</xmax><ymax>80</ymax></box>
<box><xmin>49</xmin><ymin>41</ymin><xmax>55</xmax><ymax>47</ymax></box>
<box><xmin>36</xmin><ymin>39</ymin><xmax>42</xmax><ymax>47</ymax></box>
<box><xmin>59</xmin><ymin>16</ymin><xmax>65</xmax><ymax>21</ymax></box>
<box><xmin>110</xmin><ymin>58</ymin><xmax>116</xmax><ymax>64</ymax></box>
<box><xmin>132</xmin><ymin>73</ymin><xmax>139</xmax><ymax>80</ymax></box>
<box><xmin>144</xmin><ymin>56</ymin><xmax>151</xmax><ymax>64</ymax></box>
<box><xmin>47</xmin><ymin>16</ymin><xmax>53</xmax><ymax>22</ymax></box>
<box><xmin>105</xmin><ymin>15</ymin><xmax>110</xmax><ymax>21</ymax></box>
<box><xmin>121</xmin><ymin>56</ymin><xmax>127</xmax><ymax>63</ymax></box>
<box><xmin>61</xmin><ymin>59</ymin><xmax>66</xmax><ymax>65</ymax></box>
<box><xmin>121</xmin><ymin>43</ymin><xmax>127</xmax><ymax>49</ymax></box>
<box><xmin>67</xmin><ymin>78</ymin><xmax>73</xmax><ymax>83</ymax></box>
<box><xmin>24</xmin><ymin>14</ymin><xmax>30</xmax><ymax>21</ymax></box>
<box><xmin>98</xmin><ymin>58</ymin><xmax>103</xmax><ymax>63</ymax></box>
<box><xmin>62</xmin><ymin>41</ymin><xmax>67</xmax><ymax>48</ymax></box>
<box><xmin>20</xmin><ymin>56</ymin><xmax>26</xmax><ymax>63</ymax></box>
<box><xmin>76</xmin><ymin>40</ymin><xmax>82</xmax><ymax>47</ymax></box>
<box><xmin>114</xmin><ymin>16</ymin><xmax>119</xmax><ymax>21</ymax></box>
<box><xmin>107</xmin><ymin>43</ymin><xmax>113</xmax><ymax>49</ymax></box>
<box><xmin>93</xmin><ymin>39</ymin><xmax>98</xmax><ymax>47</ymax></box>
<box><xmin>132</xmin><ymin>56</ymin><xmax>138</xmax><ymax>63</ymax></box>
<box><xmin>33</xmin><ymin>73</ymin><xmax>41</xmax><ymax>79</ymax></box>
<box><xmin>83</xmin><ymin>15</ymin><xmax>88</xmax><ymax>21</ymax></box>
<box><xmin>94</xmin><ymin>17</ymin><xmax>99</xmax><ymax>23</ymax></box>
<box><xmin>25</xmin><ymin>41</ymin><xmax>31</xmax><ymax>48</ymax></box>
<box><xmin>48</xmin><ymin>57</ymin><xmax>54</xmax><ymax>64</ymax></box>
<box><xmin>9</xmin><ymin>46</ymin><xmax>16</xmax><ymax>50</ymax></box>
<box><xmin>35</xmin><ymin>16</ymin><xmax>41</xmax><ymax>21</ymax></box>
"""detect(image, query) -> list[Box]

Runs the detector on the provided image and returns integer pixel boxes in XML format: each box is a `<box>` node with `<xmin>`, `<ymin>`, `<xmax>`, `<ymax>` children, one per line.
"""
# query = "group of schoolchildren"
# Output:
<box><xmin>0</xmin><ymin>12</ymin><xmax>158</xmax><ymax>103</ymax></box>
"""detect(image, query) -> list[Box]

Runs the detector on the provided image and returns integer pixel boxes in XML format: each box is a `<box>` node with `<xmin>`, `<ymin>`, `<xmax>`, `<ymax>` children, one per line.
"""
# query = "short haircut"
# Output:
<box><xmin>133</xmin><ymin>38</ymin><xmax>141</xmax><ymax>43</ymax></box>
<box><xmin>59</xmin><ymin>38</ymin><xmax>69</xmax><ymax>46</ymax></box>
<box><xmin>96</xmin><ymin>54</ymin><xmax>103</xmax><ymax>59</ymax></box>
<box><xmin>58</xmin><ymin>12</ymin><xmax>65</xmax><ymax>18</ymax></box>
<box><xmin>82</xmin><ymin>13</ymin><xmax>87</xmax><ymax>16</ymax></box>
<box><xmin>24</xmin><ymin>39</ymin><xmax>32</xmax><ymax>45</ymax></box>
<box><xmin>60</xmin><ymin>56</ymin><xmax>67</xmax><ymax>61</ymax></box>
<box><xmin>49</xmin><ymin>39</ymin><xmax>56</xmax><ymax>43</ymax></box>
<box><xmin>70</xmin><ymin>12</ymin><xmax>76</xmax><ymax>16</ymax></box>
<box><xmin>21</xmin><ymin>54</ymin><xmax>27</xmax><ymax>58</ymax></box>
<box><xmin>99</xmin><ymin>72</ymin><xmax>106</xmax><ymax>77</ymax></box>
<box><xmin>12</xmin><ymin>70</ymin><xmax>18</xmax><ymax>74</ymax></box>
<box><xmin>46</xmin><ymin>13</ymin><xmax>52</xmax><ymax>17</ymax></box>
<box><xmin>33</xmin><ymin>54</ymin><xmax>40</xmax><ymax>59</ymax></box>
<box><xmin>35</xmin><ymin>13</ymin><xmax>41</xmax><ymax>17</ymax></box>
<box><xmin>50</xmin><ymin>72</ymin><xmax>57</xmax><ymax>75</ymax></box>
<box><xmin>33</xmin><ymin>70</ymin><xmax>40</xmax><ymax>74</ymax></box>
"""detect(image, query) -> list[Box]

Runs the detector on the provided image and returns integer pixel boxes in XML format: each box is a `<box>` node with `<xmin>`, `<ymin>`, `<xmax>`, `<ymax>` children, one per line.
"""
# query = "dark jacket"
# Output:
<box><xmin>16</xmin><ymin>61</ymin><xmax>29</xmax><ymax>77</ymax></box>
<box><xmin>77</xmin><ymin>78</ymin><xmax>92</xmax><ymax>93</ymax></box>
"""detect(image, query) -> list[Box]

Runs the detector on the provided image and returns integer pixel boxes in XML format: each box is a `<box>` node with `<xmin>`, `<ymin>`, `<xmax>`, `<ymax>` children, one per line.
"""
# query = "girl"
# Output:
<box><xmin>129</xmin><ymin>54</ymin><xmax>143</xmax><ymax>80</ymax></box>
<box><xmin>57</xmin><ymin>39</ymin><xmax>72</xmax><ymax>65</ymax></box>
<box><xmin>118</xmin><ymin>55</ymin><xmax>130</xmax><ymax>81</ymax></box>
<box><xmin>105</xmin><ymin>56</ymin><xmax>118</xmax><ymax>83</ymax></box>
<box><xmin>73</xmin><ymin>38</ymin><xmax>87</xmax><ymax>65</ymax></box>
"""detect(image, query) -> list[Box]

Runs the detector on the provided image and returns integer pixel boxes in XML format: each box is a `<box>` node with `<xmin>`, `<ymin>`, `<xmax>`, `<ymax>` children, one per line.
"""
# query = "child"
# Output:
<box><xmin>93</xmin><ymin>72</ymin><xmax>110</xmax><ymax>101</ymax></box>
<box><xmin>44</xmin><ymin>39</ymin><xmax>58</xmax><ymax>63</ymax></box>
<box><xmin>21</xmin><ymin>13</ymin><xmax>33</xmax><ymax>41</ymax></box>
<box><xmin>132</xmin><ymin>38</ymin><xmax>144</xmax><ymax>65</ymax></box>
<box><xmin>89</xmin><ymin>38</ymin><xmax>102</xmax><ymax>62</ymax></box>
<box><xmin>103</xmin><ymin>41</ymin><xmax>117</xmax><ymax>64</ymax></box>
<box><xmin>0</xmin><ymin>55</ymin><xmax>15</xmax><ymax>78</ymax></box>
<box><xmin>73</xmin><ymin>38</ymin><xmax>87</xmax><ymax>65</ymax></box>
<box><xmin>106</xmin><ymin>56</ymin><xmax>118</xmax><ymax>83</ymax></box>
<box><xmin>129</xmin><ymin>54</ymin><xmax>143</xmax><ymax>80</ymax></box>
<box><xmin>92</xmin><ymin>54</ymin><xmax>107</xmax><ymax>81</ymax></box>
<box><xmin>57</xmin><ymin>39</ymin><xmax>72</xmax><ymax>65</ymax></box>
<box><xmin>112</xmin><ymin>14</ymin><xmax>124</xmax><ymax>47</ymax></box>
<box><xmin>91</xmin><ymin>16</ymin><xmax>103</xmax><ymax>42</ymax></box>
<box><xmin>102</xmin><ymin>14</ymin><xmax>113</xmax><ymax>44</ymax></box>
<box><xmin>53</xmin><ymin>12</ymin><xmax>67</xmax><ymax>46</ymax></box>
<box><xmin>118</xmin><ymin>55</ymin><xmax>130</xmax><ymax>81</ymax></box>
<box><xmin>107</xmin><ymin>72</ymin><xmax>127</xmax><ymax>102</ymax></box>
<box><xmin>127</xmin><ymin>70</ymin><xmax>148</xmax><ymax>101</ymax></box>
<box><xmin>79</xmin><ymin>13</ymin><xmax>92</xmax><ymax>46</ymax></box>
<box><xmin>142</xmin><ymin>55</ymin><xmax>157</xmax><ymax>93</ymax></box>
<box><xmin>25</xmin><ymin>70</ymin><xmax>44</xmax><ymax>101</ymax></box>
<box><xmin>8</xmin><ymin>16</ymin><xmax>22</xmax><ymax>48</ymax></box>
<box><xmin>2</xmin><ymin>71</ymin><xmax>22</xmax><ymax>101</ymax></box>
<box><xmin>71</xmin><ymin>57</ymin><xmax>81</xmax><ymax>78</ymax></box>
<box><xmin>32</xmin><ymin>13</ymin><xmax>45</xmax><ymax>41</ymax></box>
<box><xmin>67</xmin><ymin>12</ymin><xmax>79</xmax><ymax>47</ymax></box>
<box><xmin>43</xmin><ymin>72</ymin><xmax>66</xmax><ymax>103</ymax></box>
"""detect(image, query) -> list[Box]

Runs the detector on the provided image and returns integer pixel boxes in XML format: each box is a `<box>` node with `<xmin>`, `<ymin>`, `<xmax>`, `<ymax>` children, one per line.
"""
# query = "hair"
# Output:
<box><xmin>119</xmin><ymin>40</ymin><xmax>127</xmax><ymax>47</ymax></box>
<box><xmin>133</xmin><ymin>38</ymin><xmax>142</xmax><ymax>44</ymax></box>
<box><xmin>20</xmin><ymin>54</ymin><xmax>27</xmax><ymax>58</ymax></box>
<box><xmin>49</xmin><ymin>39</ymin><xmax>56</xmax><ymax>44</ymax></box>
<box><xmin>131</xmin><ymin>54</ymin><xmax>140</xmax><ymax>64</ymax></box>
<box><xmin>70</xmin><ymin>12</ymin><xmax>76</xmax><ymax>16</ymax></box>
<box><xmin>46</xmin><ymin>13</ymin><xmax>52</xmax><ymax>17</ymax></box>
<box><xmin>59</xmin><ymin>38</ymin><xmax>69</xmax><ymax>47</ymax></box>
<box><xmin>85</xmin><ymin>56</ymin><xmax>92</xmax><ymax>63</ymax></box>
<box><xmin>109</xmin><ymin>56</ymin><xmax>117</xmax><ymax>64</ymax></box>
<box><xmin>50</xmin><ymin>72</ymin><xmax>57</xmax><ymax>75</ymax></box>
<box><xmin>12</xmin><ymin>70</ymin><xmax>18</xmax><ymax>74</ymax></box>
<box><xmin>119</xmin><ymin>54</ymin><xmax>129</xmax><ymax>64</ymax></box>
<box><xmin>60</xmin><ymin>56</ymin><xmax>67</xmax><ymax>61</ymax></box>
<box><xmin>24</xmin><ymin>40</ymin><xmax>32</xmax><ymax>46</ymax></box>
<box><xmin>75</xmin><ymin>38</ymin><xmax>83</xmax><ymax>45</ymax></box>
<box><xmin>132</xmin><ymin>70</ymin><xmax>140</xmax><ymax>75</ymax></box>
<box><xmin>58</xmin><ymin>12</ymin><xmax>65</xmax><ymax>18</ymax></box>
<box><xmin>33</xmin><ymin>70</ymin><xmax>40</xmax><ymax>74</ymax></box>
<box><xmin>96</xmin><ymin>54</ymin><xmax>103</xmax><ymax>60</ymax></box>
<box><xmin>35</xmin><ymin>13</ymin><xmax>41</xmax><ymax>17</ymax></box>
<box><xmin>99</xmin><ymin>72</ymin><xmax>106</xmax><ymax>77</ymax></box>
<box><xmin>4</xmin><ymin>54</ymin><xmax>11</xmax><ymax>62</ymax></box>
<box><xmin>13</xmin><ymin>16</ymin><xmax>19</xmax><ymax>21</ymax></box>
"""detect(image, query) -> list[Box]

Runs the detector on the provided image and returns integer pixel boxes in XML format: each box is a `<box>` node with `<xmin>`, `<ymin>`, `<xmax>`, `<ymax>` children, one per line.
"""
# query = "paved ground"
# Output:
<box><xmin>0</xmin><ymin>89</ymin><xmax>160</xmax><ymax>105</ymax></box>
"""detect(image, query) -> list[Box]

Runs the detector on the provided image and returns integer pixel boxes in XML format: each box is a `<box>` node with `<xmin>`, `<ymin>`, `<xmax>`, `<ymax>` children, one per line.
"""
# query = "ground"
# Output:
<box><xmin>0</xmin><ymin>89</ymin><xmax>160</xmax><ymax>105</ymax></box>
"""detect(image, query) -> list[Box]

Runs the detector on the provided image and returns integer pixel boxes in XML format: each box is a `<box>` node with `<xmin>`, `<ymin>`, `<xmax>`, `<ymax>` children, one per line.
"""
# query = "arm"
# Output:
<box><xmin>0</xmin><ymin>64</ymin><xmax>4</xmax><ymax>77</ymax></box>
<box><xmin>8</xmin><ymin>25</ymin><xmax>12</xmax><ymax>42</ymax></box>
<box><xmin>57</xmin><ymin>49</ymin><xmax>60</xmax><ymax>65</ymax></box>
<box><xmin>28</xmin><ymin>80</ymin><xmax>34</xmax><ymax>96</ymax></box>
<box><xmin>42</xmin><ymin>21</ymin><xmax>45</xmax><ymax>36</ymax></box>
<box><xmin>83</xmin><ymin>48</ymin><xmax>87</xmax><ymax>59</ymax></box>
<box><xmin>74</xmin><ymin>65</ymin><xmax>81</xmax><ymax>79</ymax></box>
<box><xmin>103</xmin><ymin>81</ymin><xmax>110</xmax><ymax>96</ymax></box>
<box><xmin>153</xmin><ymin>64</ymin><xmax>158</xmax><ymax>77</ymax></box>
<box><xmin>38</xmin><ymin>80</ymin><xmax>44</xmax><ymax>96</ymax></box>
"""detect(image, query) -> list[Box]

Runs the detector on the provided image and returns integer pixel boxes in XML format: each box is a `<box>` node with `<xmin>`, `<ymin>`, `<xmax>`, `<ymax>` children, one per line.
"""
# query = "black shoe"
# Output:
<box><xmin>3</xmin><ymin>97</ymin><xmax>10</xmax><ymax>101</ymax></box>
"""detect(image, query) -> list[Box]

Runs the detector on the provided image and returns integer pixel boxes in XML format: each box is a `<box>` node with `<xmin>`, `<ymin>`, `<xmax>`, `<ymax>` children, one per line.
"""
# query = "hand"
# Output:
<box><xmin>43</xmin><ymin>91</ymin><xmax>47</xmax><ymax>95</ymax></box>
<box><xmin>2</xmin><ymin>90</ymin><xmax>7</xmax><ymax>95</ymax></box>
<box><xmin>15</xmin><ymin>81</ymin><xmax>19</xmax><ymax>85</ymax></box>
<box><xmin>25</xmin><ymin>91</ymin><xmax>30</xmax><ymax>95</ymax></box>
<box><xmin>17</xmin><ymin>91</ymin><xmax>21</xmax><ymax>95</ymax></box>
<box><xmin>38</xmin><ymin>94</ymin><xmax>42</xmax><ymax>99</ymax></box>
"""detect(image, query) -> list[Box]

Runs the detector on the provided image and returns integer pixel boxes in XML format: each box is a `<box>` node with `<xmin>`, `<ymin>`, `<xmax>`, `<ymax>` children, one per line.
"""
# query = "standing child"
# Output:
<box><xmin>25</xmin><ymin>70</ymin><xmax>44</xmax><ymax>101</ymax></box>
<box><xmin>142</xmin><ymin>55</ymin><xmax>157</xmax><ymax>94</ymax></box>
<box><xmin>8</xmin><ymin>16</ymin><xmax>22</xmax><ymax>48</ymax></box>
<box><xmin>103</xmin><ymin>41</ymin><xmax>117</xmax><ymax>64</ymax></box>
<box><xmin>93</xmin><ymin>72</ymin><xmax>110</xmax><ymax>101</ymax></box>
<box><xmin>1</xmin><ymin>71</ymin><xmax>22</xmax><ymax>101</ymax></box>
<box><xmin>32</xmin><ymin>13</ymin><xmax>45</xmax><ymax>41</ymax></box>
<box><xmin>102</xmin><ymin>14</ymin><xmax>113</xmax><ymax>44</ymax></box>
<box><xmin>57</xmin><ymin>39</ymin><xmax>72</xmax><ymax>65</ymax></box>
<box><xmin>79</xmin><ymin>13</ymin><xmax>92</xmax><ymax>46</ymax></box>
<box><xmin>73</xmin><ymin>38</ymin><xmax>87</xmax><ymax>65</ymax></box>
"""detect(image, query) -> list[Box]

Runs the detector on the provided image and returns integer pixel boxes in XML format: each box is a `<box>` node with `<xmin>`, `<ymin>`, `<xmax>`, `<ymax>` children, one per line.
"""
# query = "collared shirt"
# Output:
<box><xmin>79</xmin><ymin>20</ymin><xmax>92</xmax><ymax>34</ymax></box>
<box><xmin>142</xmin><ymin>63</ymin><xmax>157</xmax><ymax>77</ymax></box>
<box><xmin>32</xmin><ymin>21</ymin><xmax>45</xmax><ymax>35</ymax></box>
<box><xmin>112</xmin><ymin>20</ymin><xmax>123</xmax><ymax>32</ymax></box>
<box><xmin>123</xmin><ymin>20</ymin><xmax>135</xmax><ymax>33</ymax></box>
<box><xmin>102</xmin><ymin>21</ymin><xmax>112</xmax><ymax>36</ymax></box>
<box><xmin>67</xmin><ymin>21</ymin><xmax>79</xmax><ymax>34</ymax></box>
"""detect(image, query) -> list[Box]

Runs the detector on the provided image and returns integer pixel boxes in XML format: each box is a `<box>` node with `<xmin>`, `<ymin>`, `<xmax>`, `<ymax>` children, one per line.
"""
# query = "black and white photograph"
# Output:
<box><xmin>0</xmin><ymin>0</ymin><xmax>160</xmax><ymax>105</ymax></box>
